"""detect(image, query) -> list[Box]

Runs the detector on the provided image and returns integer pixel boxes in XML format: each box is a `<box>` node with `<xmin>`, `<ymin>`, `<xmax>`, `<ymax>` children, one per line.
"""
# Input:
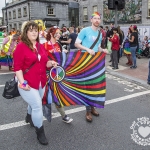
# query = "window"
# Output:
<box><xmin>47</xmin><ymin>7</ymin><xmax>54</xmax><ymax>15</ymax></box>
<box><xmin>9</xmin><ymin>11</ymin><xmax>11</xmax><ymax>20</ymax></box>
<box><xmin>14</xmin><ymin>23</ymin><xmax>17</xmax><ymax>30</ymax></box>
<box><xmin>18</xmin><ymin>8</ymin><xmax>21</xmax><ymax>18</ymax></box>
<box><xmin>83</xmin><ymin>7</ymin><xmax>88</xmax><ymax>21</ymax></box>
<box><xmin>13</xmin><ymin>10</ymin><xmax>16</xmax><ymax>19</ymax></box>
<box><xmin>5</xmin><ymin>12</ymin><xmax>7</xmax><ymax>20</ymax></box>
<box><xmin>93</xmin><ymin>5</ymin><xmax>97</xmax><ymax>13</ymax></box>
<box><xmin>9</xmin><ymin>24</ymin><xmax>12</xmax><ymax>30</ymax></box>
<box><xmin>23</xmin><ymin>7</ymin><xmax>27</xmax><ymax>17</ymax></box>
<box><xmin>19</xmin><ymin>23</ymin><xmax>22</xmax><ymax>30</ymax></box>
<box><xmin>148</xmin><ymin>0</ymin><xmax>150</xmax><ymax>17</ymax></box>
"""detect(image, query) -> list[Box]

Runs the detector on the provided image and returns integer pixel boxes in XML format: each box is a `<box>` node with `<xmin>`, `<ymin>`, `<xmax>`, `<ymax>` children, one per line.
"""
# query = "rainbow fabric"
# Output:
<box><xmin>48</xmin><ymin>51</ymin><xmax>106</xmax><ymax>108</ymax></box>
<box><xmin>0</xmin><ymin>52</ymin><xmax>13</xmax><ymax>66</ymax></box>
<box><xmin>91</xmin><ymin>12</ymin><xmax>100</xmax><ymax>18</ymax></box>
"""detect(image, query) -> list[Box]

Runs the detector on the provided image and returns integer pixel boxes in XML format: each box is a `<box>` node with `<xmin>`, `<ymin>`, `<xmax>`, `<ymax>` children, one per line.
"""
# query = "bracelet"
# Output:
<box><xmin>22</xmin><ymin>80</ymin><xmax>28</xmax><ymax>87</ymax></box>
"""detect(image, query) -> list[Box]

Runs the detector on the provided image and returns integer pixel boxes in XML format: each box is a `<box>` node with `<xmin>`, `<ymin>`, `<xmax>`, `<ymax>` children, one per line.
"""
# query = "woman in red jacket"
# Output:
<box><xmin>13</xmin><ymin>21</ymin><xmax>57</xmax><ymax>145</ymax></box>
<box><xmin>43</xmin><ymin>26</ymin><xmax>73</xmax><ymax>123</ymax></box>
<box><xmin>108</xmin><ymin>28</ymin><xmax>120</xmax><ymax>69</ymax></box>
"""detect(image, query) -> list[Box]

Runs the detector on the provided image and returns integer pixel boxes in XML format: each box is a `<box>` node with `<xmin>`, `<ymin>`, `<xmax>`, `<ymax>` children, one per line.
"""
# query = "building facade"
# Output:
<box><xmin>2</xmin><ymin>0</ymin><xmax>150</xmax><ymax>31</ymax></box>
<box><xmin>78</xmin><ymin>0</ymin><xmax>150</xmax><ymax>27</ymax></box>
<box><xmin>2</xmin><ymin>0</ymin><xmax>79</xmax><ymax>31</ymax></box>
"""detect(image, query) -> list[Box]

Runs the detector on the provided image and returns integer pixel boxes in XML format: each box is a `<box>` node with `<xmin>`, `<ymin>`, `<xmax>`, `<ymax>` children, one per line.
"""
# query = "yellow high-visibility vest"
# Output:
<box><xmin>3</xmin><ymin>36</ymin><xmax>14</xmax><ymax>53</ymax></box>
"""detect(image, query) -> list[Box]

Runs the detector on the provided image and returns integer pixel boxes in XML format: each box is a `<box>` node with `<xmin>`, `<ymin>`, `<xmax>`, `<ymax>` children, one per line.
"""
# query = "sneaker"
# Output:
<box><xmin>130</xmin><ymin>66</ymin><xmax>137</xmax><ymax>69</ymax></box>
<box><xmin>130</xmin><ymin>66</ymin><xmax>134</xmax><ymax>69</ymax></box>
<box><xmin>62</xmin><ymin>115</ymin><xmax>73</xmax><ymax>123</ymax></box>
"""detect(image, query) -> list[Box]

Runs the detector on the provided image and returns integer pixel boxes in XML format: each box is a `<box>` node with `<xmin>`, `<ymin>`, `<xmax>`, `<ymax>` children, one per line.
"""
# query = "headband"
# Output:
<box><xmin>91</xmin><ymin>12</ymin><xmax>100</xmax><ymax>19</ymax></box>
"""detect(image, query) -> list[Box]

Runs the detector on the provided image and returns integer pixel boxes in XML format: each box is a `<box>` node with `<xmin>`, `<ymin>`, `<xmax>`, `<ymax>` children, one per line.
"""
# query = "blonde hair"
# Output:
<box><xmin>21</xmin><ymin>21</ymin><xmax>28</xmax><ymax>33</ymax></box>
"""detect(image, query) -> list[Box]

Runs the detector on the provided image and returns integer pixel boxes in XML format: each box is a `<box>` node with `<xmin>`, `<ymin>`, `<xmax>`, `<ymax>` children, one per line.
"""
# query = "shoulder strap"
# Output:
<box><xmin>23</xmin><ymin>43</ymin><xmax>40</xmax><ymax>74</ymax></box>
<box><xmin>56</xmin><ymin>41</ymin><xmax>62</xmax><ymax>52</ymax></box>
<box><xmin>90</xmin><ymin>30</ymin><xmax>100</xmax><ymax>49</ymax></box>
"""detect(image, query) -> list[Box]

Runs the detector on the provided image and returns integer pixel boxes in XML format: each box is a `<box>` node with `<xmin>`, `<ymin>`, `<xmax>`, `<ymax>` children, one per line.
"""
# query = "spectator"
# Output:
<box><xmin>129</xmin><ymin>25</ymin><xmax>138</xmax><ymax>69</ymax></box>
<box><xmin>61</xmin><ymin>27</ymin><xmax>78</xmax><ymax>51</ymax></box>
<box><xmin>100</xmin><ymin>26</ymin><xmax>106</xmax><ymax>48</ymax></box>
<box><xmin>108</xmin><ymin>28</ymin><xmax>120</xmax><ymax>69</ymax></box>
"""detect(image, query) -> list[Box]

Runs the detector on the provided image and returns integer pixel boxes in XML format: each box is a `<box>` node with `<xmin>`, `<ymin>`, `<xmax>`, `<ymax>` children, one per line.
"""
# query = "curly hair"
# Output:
<box><xmin>46</xmin><ymin>27</ymin><xmax>59</xmax><ymax>41</ymax></box>
<box><xmin>21</xmin><ymin>21</ymin><xmax>39</xmax><ymax>51</ymax></box>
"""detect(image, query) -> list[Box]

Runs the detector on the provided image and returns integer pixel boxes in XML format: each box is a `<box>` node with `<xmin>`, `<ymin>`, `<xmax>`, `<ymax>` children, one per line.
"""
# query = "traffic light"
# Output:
<box><xmin>108</xmin><ymin>0</ymin><xmax>114</xmax><ymax>10</ymax></box>
<box><xmin>108</xmin><ymin>0</ymin><xmax>125</xmax><ymax>10</ymax></box>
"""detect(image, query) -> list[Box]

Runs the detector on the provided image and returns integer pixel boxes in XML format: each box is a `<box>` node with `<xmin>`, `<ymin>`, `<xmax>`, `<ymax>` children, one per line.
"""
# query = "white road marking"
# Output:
<box><xmin>0</xmin><ymin>90</ymin><xmax>150</xmax><ymax>131</ymax></box>
<box><xmin>106</xmin><ymin>74</ymin><xmax>146</xmax><ymax>90</ymax></box>
<box><xmin>0</xmin><ymin>72</ymin><xmax>14</xmax><ymax>75</ymax></box>
<box><xmin>124</xmin><ymin>88</ymin><xmax>134</xmax><ymax>92</ymax></box>
<box><xmin>0</xmin><ymin>85</ymin><xmax>5</xmax><ymax>87</ymax></box>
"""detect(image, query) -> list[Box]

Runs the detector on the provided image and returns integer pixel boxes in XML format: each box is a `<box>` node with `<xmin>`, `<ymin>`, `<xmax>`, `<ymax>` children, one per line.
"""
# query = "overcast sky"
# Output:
<box><xmin>0</xmin><ymin>0</ymin><xmax>8</xmax><ymax>17</ymax></box>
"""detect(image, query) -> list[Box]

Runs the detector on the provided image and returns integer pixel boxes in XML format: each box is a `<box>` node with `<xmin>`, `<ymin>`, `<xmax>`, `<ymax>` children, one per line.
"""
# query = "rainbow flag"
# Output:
<box><xmin>48</xmin><ymin>51</ymin><xmax>106</xmax><ymax>108</ymax></box>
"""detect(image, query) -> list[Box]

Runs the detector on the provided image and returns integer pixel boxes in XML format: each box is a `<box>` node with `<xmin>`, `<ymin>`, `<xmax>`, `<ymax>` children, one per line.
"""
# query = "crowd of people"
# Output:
<box><xmin>0</xmin><ymin>12</ymin><xmax>150</xmax><ymax>145</ymax></box>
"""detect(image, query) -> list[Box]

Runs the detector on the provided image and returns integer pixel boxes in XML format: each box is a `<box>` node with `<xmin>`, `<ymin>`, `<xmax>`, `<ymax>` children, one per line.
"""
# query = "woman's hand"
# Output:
<box><xmin>47</xmin><ymin>60</ymin><xmax>58</xmax><ymax>68</ymax></box>
<box><xmin>63</xmin><ymin>49</ymin><xmax>68</xmax><ymax>53</ymax></box>
<box><xmin>19</xmin><ymin>84</ymin><xmax>31</xmax><ymax>91</ymax></box>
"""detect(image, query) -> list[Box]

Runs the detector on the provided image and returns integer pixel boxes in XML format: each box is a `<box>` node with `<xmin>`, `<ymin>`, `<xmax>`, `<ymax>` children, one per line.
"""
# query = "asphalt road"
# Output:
<box><xmin>0</xmin><ymin>72</ymin><xmax>150</xmax><ymax>150</ymax></box>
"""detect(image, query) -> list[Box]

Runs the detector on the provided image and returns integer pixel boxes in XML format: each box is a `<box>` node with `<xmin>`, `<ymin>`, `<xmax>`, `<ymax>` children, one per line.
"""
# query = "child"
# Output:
<box><xmin>108</xmin><ymin>28</ymin><xmax>120</xmax><ymax>69</ymax></box>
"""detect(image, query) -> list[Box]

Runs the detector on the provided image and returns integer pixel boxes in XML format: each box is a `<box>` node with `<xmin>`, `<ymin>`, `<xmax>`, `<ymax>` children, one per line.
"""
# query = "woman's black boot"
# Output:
<box><xmin>35</xmin><ymin>126</ymin><xmax>48</xmax><ymax>145</ymax></box>
<box><xmin>25</xmin><ymin>113</ymin><xmax>34</xmax><ymax>127</ymax></box>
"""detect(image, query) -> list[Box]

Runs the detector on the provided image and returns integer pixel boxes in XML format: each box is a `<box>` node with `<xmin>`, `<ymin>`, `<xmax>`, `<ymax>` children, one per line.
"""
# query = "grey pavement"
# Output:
<box><xmin>105</xmin><ymin>54</ymin><xmax>150</xmax><ymax>89</ymax></box>
<box><xmin>0</xmin><ymin>72</ymin><xmax>150</xmax><ymax>150</ymax></box>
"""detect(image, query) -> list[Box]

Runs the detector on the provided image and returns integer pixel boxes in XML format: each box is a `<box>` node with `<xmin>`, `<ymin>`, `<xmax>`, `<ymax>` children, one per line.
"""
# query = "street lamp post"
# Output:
<box><xmin>5</xmin><ymin>0</ymin><xmax>8</xmax><ymax>32</ymax></box>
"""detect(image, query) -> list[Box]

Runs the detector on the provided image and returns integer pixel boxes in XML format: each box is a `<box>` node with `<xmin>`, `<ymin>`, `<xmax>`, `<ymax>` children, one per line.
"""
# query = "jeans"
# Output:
<box><xmin>148</xmin><ymin>60</ymin><xmax>150</xmax><ymax>83</ymax></box>
<box><xmin>130</xmin><ymin>46</ymin><xmax>137</xmax><ymax>67</ymax></box>
<box><xmin>86</xmin><ymin>106</ymin><xmax>94</xmax><ymax>112</ymax></box>
<box><xmin>18</xmin><ymin>86</ymin><xmax>45</xmax><ymax>128</ymax></box>
<box><xmin>120</xmin><ymin>48</ymin><xmax>123</xmax><ymax>58</ymax></box>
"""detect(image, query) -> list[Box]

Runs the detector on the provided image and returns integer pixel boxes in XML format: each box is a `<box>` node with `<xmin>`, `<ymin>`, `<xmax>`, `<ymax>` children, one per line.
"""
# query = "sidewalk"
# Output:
<box><xmin>0</xmin><ymin>66</ymin><xmax>14</xmax><ymax>74</ymax></box>
<box><xmin>105</xmin><ymin>54</ymin><xmax>149</xmax><ymax>88</ymax></box>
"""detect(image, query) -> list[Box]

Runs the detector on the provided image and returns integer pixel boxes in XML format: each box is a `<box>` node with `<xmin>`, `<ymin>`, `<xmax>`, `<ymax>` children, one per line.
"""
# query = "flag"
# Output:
<box><xmin>48</xmin><ymin>51</ymin><xmax>106</xmax><ymax>108</ymax></box>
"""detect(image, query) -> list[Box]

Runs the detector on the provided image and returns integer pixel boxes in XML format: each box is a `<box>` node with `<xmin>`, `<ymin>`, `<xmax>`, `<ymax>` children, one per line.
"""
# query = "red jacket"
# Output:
<box><xmin>109</xmin><ymin>34</ymin><xmax>120</xmax><ymax>51</ymax></box>
<box><xmin>13</xmin><ymin>42</ymin><xmax>49</xmax><ymax>89</ymax></box>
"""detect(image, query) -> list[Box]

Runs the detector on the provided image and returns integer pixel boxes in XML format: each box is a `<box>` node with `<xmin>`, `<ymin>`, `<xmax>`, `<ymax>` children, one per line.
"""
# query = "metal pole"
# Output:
<box><xmin>115</xmin><ymin>5</ymin><xmax>118</xmax><ymax>27</ymax></box>
<box><xmin>5</xmin><ymin>0</ymin><xmax>8</xmax><ymax>32</ymax></box>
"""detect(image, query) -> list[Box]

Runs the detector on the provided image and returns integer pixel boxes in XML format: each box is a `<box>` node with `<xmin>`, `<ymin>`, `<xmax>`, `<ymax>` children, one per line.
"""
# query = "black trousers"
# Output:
<box><xmin>112</xmin><ymin>50</ymin><xmax>118</xmax><ymax>67</ymax></box>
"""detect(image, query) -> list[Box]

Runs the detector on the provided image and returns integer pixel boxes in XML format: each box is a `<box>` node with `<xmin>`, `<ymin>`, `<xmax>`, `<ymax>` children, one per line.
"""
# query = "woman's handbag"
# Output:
<box><xmin>2</xmin><ymin>60</ymin><xmax>37</xmax><ymax>99</ymax></box>
<box><xmin>2</xmin><ymin>77</ymin><xmax>20</xmax><ymax>99</ymax></box>
<box><xmin>2</xmin><ymin>44</ymin><xmax>40</xmax><ymax>99</ymax></box>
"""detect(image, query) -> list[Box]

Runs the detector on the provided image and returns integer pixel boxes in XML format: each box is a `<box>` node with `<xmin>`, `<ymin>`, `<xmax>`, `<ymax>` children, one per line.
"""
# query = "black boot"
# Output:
<box><xmin>35</xmin><ymin>126</ymin><xmax>48</xmax><ymax>145</ymax></box>
<box><xmin>25</xmin><ymin>114</ymin><xmax>34</xmax><ymax>127</ymax></box>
